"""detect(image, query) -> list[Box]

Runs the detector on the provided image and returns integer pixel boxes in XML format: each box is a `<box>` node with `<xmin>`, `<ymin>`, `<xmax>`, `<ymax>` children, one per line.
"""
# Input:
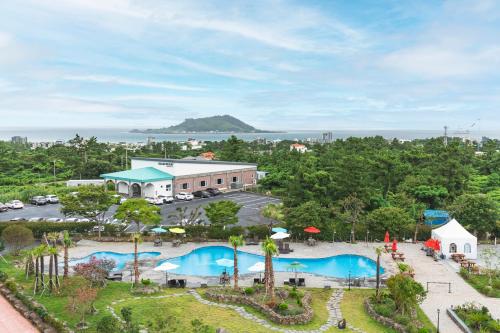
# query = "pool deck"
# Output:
<box><xmin>69</xmin><ymin>239</ymin><xmax>397</xmax><ymax>288</ymax></box>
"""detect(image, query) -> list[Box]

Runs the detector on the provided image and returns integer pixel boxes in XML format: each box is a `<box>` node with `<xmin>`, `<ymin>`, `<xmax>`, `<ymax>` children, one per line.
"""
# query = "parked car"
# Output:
<box><xmin>64</xmin><ymin>217</ymin><xmax>79</xmax><ymax>223</ymax></box>
<box><xmin>0</xmin><ymin>203</ymin><xmax>8</xmax><ymax>212</ymax></box>
<box><xmin>46</xmin><ymin>217</ymin><xmax>63</xmax><ymax>222</ymax></box>
<box><xmin>6</xmin><ymin>200</ymin><xmax>24</xmax><ymax>209</ymax></box>
<box><xmin>45</xmin><ymin>195</ymin><xmax>59</xmax><ymax>204</ymax></box>
<box><xmin>158</xmin><ymin>195</ymin><xmax>174</xmax><ymax>204</ymax></box>
<box><xmin>10</xmin><ymin>217</ymin><xmax>26</xmax><ymax>221</ymax></box>
<box><xmin>28</xmin><ymin>217</ymin><xmax>44</xmax><ymax>222</ymax></box>
<box><xmin>192</xmin><ymin>190</ymin><xmax>211</xmax><ymax>198</ymax></box>
<box><xmin>145</xmin><ymin>197</ymin><xmax>163</xmax><ymax>205</ymax></box>
<box><xmin>206</xmin><ymin>188</ymin><xmax>222</xmax><ymax>196</ymax></box>
<box><xmin>92</xmin><ymin>225</ymin><xmax>105</xmax><ymax>232</ymax></box>
<box><xmin>119</xmin><ymin>197</ymin><xmax>128</xmax><ymax>204</ymax></box>
<box><xmin>31</xmin><ymin>196</ymin><xmax>48</xmax><ymax>206</ymax></box>
<box><xmin>175</xmin><ymin>192</ymin><xmax>194</xmax><ymax>201</ymax></box>
<box><xmin>79</xmin><ymin>218</ymin><xmax>90</xmax><ymax>223</ymax></box>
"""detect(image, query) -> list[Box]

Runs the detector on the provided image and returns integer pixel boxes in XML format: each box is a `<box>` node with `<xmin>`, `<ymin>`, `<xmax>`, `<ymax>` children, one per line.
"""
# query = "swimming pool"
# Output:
<box><xmin>69</xmin><ymin>251</ymin><xmax>161</xmax><ymax>271</ymax></box>
<box><xmin>156</xmin><ymin>246</ymin><xmax>382</xmax><ymax>278</ymax></box>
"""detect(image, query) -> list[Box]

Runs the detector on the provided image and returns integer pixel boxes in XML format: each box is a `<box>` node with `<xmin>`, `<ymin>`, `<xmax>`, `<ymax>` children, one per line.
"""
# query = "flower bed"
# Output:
<box><xmin>204</xmin><ymin>287</ymin><xmax>313</xmax><ymax>325</ymax></box>
<box><xmin>452</xmin><ymin>303</ymin><xmax>500</xmax><ymax>333</ymax></box>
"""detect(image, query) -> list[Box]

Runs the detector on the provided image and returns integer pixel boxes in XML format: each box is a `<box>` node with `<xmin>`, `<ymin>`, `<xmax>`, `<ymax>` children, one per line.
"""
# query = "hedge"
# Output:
<box><xmin>0</xmin><ymin>221</ymin><xmax>96</xmax><ymax>238</ymax></box>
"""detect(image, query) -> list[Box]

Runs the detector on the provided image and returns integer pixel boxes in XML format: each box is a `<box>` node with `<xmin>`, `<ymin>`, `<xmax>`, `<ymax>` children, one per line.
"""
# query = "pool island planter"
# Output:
<box><xmin>204</xmin><ymin>289</ymin><xmax>313</xmax><ymax>325</ymax></box>
<box><xmin>364</xmin><ymin>298</ymin><xmax>408</xmax><ymax>333</ymax></box>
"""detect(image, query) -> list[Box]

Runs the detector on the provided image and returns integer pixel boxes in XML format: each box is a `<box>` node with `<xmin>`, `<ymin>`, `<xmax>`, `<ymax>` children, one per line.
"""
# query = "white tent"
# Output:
<box><xmin>431</xmin><ymin>219</ymin><xmax>477</xmax><ymax>259</ymax></box>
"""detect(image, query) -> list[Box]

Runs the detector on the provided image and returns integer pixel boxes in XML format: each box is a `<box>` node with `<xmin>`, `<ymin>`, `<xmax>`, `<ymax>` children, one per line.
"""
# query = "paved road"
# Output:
<box><xmin>0</xmin><ymin>294</ymin><xmax>38</xmax><ymax>333</ymax></box>
<box><xmin>0</xmin><ymin>192</ymin><xmax>281</xmax><ymax>228</ymax></box>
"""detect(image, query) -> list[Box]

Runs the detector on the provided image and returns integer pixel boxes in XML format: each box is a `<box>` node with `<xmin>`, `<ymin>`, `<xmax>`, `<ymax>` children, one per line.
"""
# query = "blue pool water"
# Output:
<box><xmin>69</xmin><ymin>251</ymin><xmax>161</xmax><ymax>271</ymax></box>
<box><xmin>156</xmin><ymin>246</ymin><xmax>382</xmax><ymax>278</ymax></box>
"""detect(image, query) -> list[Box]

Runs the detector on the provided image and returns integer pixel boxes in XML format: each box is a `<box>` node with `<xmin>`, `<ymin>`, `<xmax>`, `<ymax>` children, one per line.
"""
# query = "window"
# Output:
<box><xmin>464</xmin><ymin>243</ymin><xmax>471</xmax><ymax>253</ymax></box>
<box><xmin>165</xmin><ymin>184</ymin><xmax>171</xmax><ymax>191</ymax></box>
<box><xmin>449</xmin><ymin>243</ymin><xmax>457</xmax><ymax>253</ymax></box>
<box><xmin>200</xmin><ymin>180</ymin><xmax>207</xmax><ymax>187</ymax></box>
<box><xmin>232</xmin><ymin>176</ymin><xmax>238</xmax><ymax>183</ymax></box>
<box><xmin>216</xmin><ymin>178</ymin><xmax>224</xmax><ymax>185</ymax></box>
<box><xmin>181</xmin><ymin>183</ymin><xmax>189</xmax><ymax>190</ymax></box>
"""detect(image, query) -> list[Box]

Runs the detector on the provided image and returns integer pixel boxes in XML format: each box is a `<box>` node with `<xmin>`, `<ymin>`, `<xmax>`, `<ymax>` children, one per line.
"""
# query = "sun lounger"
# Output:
<box><xmin>284</xmin><ymin>243</ymin><xmax>293</xmax><ymax>253</ymax></box>
<box><xmin>279</xmin><ymin>243</ymin><xmax>290</xmax><ymax>254</ymax></box>
<box><xmin>245</xmin><ymin>236</ymin><xmax>259</xmax><ymax>245</ymax></box>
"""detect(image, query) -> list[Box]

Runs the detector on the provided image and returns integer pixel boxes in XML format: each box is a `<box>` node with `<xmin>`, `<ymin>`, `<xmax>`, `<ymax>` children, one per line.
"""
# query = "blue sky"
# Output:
<box><xmin>0</xmin><ymin>0</ymin><xmax>499</xmax><ymax>131</ymax></box>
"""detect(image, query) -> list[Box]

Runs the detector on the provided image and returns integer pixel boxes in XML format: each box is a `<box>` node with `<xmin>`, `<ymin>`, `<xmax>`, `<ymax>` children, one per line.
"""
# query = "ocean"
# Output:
<box><xmin>0</xmin><ymin>128</ymin><xmax>497</xmax><ymax>143</ymax></box>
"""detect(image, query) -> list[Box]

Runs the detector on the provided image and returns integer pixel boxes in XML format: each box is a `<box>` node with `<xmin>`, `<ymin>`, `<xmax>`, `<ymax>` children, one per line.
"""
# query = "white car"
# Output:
<box><xmin>28</xmin><ymin>217</ymin><xmax>44</xmax><ymax>222</ymax></box>
<box><xmin>175</xmin><ymin>192</ymin><xmax>194</xmax><ymax>201</ymax></box>
<box><xmin>45</xmin><ymin>195</ymin><xmax>59</xmax><ymax>204</ymax></box>
<box><xmin>92</xmin><ymin>225</ymin><xmax>105</xmax><ymax>232</ymax></box>
<box><xmin>158</xmin><ymin>195</ymin><xmax>174</xmax><ymax>204</ymax></box>
<box><xmin>145</xmin><ymin>197</ymin><xmax>163</xmax><ymax>205</ymax></box>
<box><xmin>46</xmin><ymin>217</ymin><xmax>63</xmax><ymax>222</ymax></box>
<box><xmin>6</xmin><ymin>200</ymin><xmax>24</xmax><ymax>209</ymax></box>
<box><xmin>119</xmin><ymin>197</ymin><xmax>127</xmax><ymax>204</ymax></box>
<box><xmin>78</xmin><ymin>218</ymin><xmax>90</xmax><ymax>223</ymax></box>
<box><xmin>64</xmin><ymin>217</ymin><xmax>79</xmax><ymax>223</ymax></box>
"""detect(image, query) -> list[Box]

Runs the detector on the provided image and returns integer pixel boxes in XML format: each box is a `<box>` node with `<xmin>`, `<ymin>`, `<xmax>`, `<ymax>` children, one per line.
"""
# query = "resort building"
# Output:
<box><xmin>101</xmin><ymin>157</ymin><xmax>257</xmax><ymax>198</ymax></box>
<box><xmin>290</xmin><ymin>143</ymin><xmax>308</xmax><ymax>153</ymax></box>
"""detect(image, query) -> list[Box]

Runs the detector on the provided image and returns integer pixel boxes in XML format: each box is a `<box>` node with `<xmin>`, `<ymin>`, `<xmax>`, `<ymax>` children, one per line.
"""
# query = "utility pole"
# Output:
<box><xmin>53</xmin><ymin>160</ymin><xmax>56</xmax><ymax>180</ymax></box>
<box><xmin>125</xmin><ymin>148</ymin><xmax>128</xmax><ymax>169</ymax></box>
<box><xmin>443</xmin><ymin>126</ymin><xmax>448</xmax><ymax>146</ymax></box>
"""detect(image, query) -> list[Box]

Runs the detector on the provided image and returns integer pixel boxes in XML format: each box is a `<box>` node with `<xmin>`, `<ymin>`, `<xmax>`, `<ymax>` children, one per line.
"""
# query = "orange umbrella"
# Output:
<box><xmin>384</xmin><ymin>231</ymin><xmax>390</xmax><ymax>243</ymax></box>
<box><xmin>304</xmin><ymin>226</ymin><xmax>320</xmax><ymax>234</ymax></box>
<box><xmin>433</xmin><ymin>239</ymin><xmax>441</xmax><ymax>251</ymax></box>
<box><xmin>392</xmin><ymin>238</ymin><xmax>398</xmax><ymax>252</ymax></box>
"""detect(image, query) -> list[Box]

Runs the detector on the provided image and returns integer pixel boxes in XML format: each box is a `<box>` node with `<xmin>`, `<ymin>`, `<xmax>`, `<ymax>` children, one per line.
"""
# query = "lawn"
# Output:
<box><xmin>460</xmin><ymin>271</ymin><xmax>500</xmax><ymax>298</ymax></box>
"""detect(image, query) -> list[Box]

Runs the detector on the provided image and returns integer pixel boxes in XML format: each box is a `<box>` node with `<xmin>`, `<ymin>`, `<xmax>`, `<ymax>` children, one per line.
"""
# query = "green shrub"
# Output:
<box><xmin>0</xmin><ymin>270</ymin><xmax>7</xmax><ymax>282</ymax></box>
<box><xmin>97</xmin><ymin>315</ymin><xmax>121</xmax><ymax>333</ymax></box>
<box><xmin>394</xmin><ymin>314</ymin><xmax>410</xmax><ymax>325</ymax></box>
<box><xmin>5</xmin><ymin>278</ymin><xmax>17</xmax><ymax>292</ymax></box>
<box><xmin>0</xmin><ymin>240</ymin><xmax>4</xmax><ymax>251</ymax></box>
<box><xmin>296</xmin><ymin>298</ymin><xmax>303</xmax><ymax>307</ymax></box>
<box><xmin>0</xmin><ymin>222</ymin><xmax>96</xmax><ymax>239</ymax></box>
<box><xmin>373</xmin><ymin>303</ymin><xmax>393</xmax><ymax>317</ymax></box>
<box><xmin>278</xmin><ymin>302</ymin><xmax>288</xmax><ymax>311</ymax></box>
<box><xmin>141</xmin><ymin>278</ymin><xmax>151</xmax><ymax>286</ymax></box>
<box><xmin>244</xmin><ymin>287</ymin><xmax>254</xmax><ymax>295</ymax></box>
<box><xmin>1</xmin><ymin>225</ymin><xmax>34</xmax><ymax>254</ymax></box>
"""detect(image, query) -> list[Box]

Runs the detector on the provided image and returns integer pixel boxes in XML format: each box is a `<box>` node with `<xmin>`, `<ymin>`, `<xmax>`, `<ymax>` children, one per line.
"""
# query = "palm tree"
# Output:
<box><xmin>228</xmin><ymin>235</ymin><xmax>244</xmax><ymax>289</ymax></box>
<box><xmin>33</xmin><ymin>245</ymin><xmax>47</xmax><ymax>294</ymax></box>
<box><xmin>375</xmin><ymin>246</ymin><xmax>383</xmax><ymax>301</ymax></box>
<box><xmin>261</xmin><ymin>237</ymin><xmax>278</xmax><ymax>302</ymax></box>
<box><xmin>131</xmin><ymin>233</ymin><xmax>142</xmax><ymax>285</ymax></box>
<box><xmin>20</xmin><ymin>249</ymin><xmax>35</xmax><ymax>279</ymax></box>
<box><xmin>46</xmin><ymin>232</ymin><xmax>61</xmax><ymax>291</ymax></box>
<box><xmin>62</xmin><ymin>230</ymin><xmax>72</xmax><ymax>278</ymax></box>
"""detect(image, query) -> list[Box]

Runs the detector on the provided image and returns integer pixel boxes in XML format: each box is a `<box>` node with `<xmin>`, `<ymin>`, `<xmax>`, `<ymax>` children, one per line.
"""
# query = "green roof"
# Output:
<box><xmin>101</xmin><ymin>167</ymin><xmax>174</xmax><ymax>182</ymax></box>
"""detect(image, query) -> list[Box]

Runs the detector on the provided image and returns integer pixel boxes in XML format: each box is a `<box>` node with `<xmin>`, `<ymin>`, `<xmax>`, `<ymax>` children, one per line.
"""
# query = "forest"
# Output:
<box><xmin>0</xmin><ymin>134</ymin><xmax>498</xmax><ymax>241</ymax></box>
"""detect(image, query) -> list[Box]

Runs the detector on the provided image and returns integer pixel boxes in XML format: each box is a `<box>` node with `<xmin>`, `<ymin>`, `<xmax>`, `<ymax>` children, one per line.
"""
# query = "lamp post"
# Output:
<box><xmin>351</xmin><ymin>230</ymin><xmax>354</xmax><ymax>243</ymax></box>
<box><xmin>348</xmin><ymin>271</ymin><xmax>351</xmax><ymax>291</ymax></box>
<box><xmin>437</xmin><ymin>309</ymin><xmax>440</xmax><ymax>333</ymax></box>
<box><xmin>333</xmin><ymin>229</ymin><xmax>336</xmax><ymax>244</ymax></box>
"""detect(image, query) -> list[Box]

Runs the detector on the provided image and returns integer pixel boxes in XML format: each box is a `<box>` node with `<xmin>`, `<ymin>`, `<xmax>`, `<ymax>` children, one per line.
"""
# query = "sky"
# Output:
<box><xmin>0</xmin><ymin>0</ymin><xmax>499</xmax><ymax>131</ymax></box>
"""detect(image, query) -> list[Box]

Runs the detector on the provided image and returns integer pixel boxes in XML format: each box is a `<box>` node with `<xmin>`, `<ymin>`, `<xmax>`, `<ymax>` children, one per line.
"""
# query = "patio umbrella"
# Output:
<box><xmin>169</xmin><ymin>228</ymin><xmax>185</xmax><ymax>234</ymax></box>
<box><xmin>154</xmin><ymin>262</ymin><xmax>179</xmax><ymax>285</ymax></box>
<box><xmin>304</xmin><ymin>226</ymin><xmax>320</xmax><ymax>234</ymax></box>
<box><xmin>286</xmin><ymin>261</ymin><xmax>307</xmax><ymax>281</ymax></box>
<box><xmin>384</xmin><ymin>231</ymin><xmax>390</xmax><ymax>243</ymax></box>
<box><xmin>270</xmin><ymin>232</ymin><xmax>290</xmax><ymax>240</ymax></box>
<box><xmin>392</xmin><ymin>239</ymin><xmax>398</xmax><ymax>252</ymax></box>
<box><xmin>152</xmin><ymin>227</ymin><xmax>167</xmax><ymax>233</ymax></box>
<box><xmin>272</xmin><ymin>227</ymin><xmax>287</xmax><ymax>233</ymax></box>
<box><xmin>248</xmin><ymin>262</ymin><xmax>265</xmax><ymax>280</ymax></box>
<box><xmin>433</xmin><ymin>239</ymin><xmax>441</xmax><ymax>252</ymax></box>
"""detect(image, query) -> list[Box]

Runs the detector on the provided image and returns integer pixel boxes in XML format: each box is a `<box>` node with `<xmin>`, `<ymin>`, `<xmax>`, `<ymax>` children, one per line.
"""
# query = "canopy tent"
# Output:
<box><xmin>424</xmin><ymin>210</ymin><xmax>450</xmax><ymax>226</ymax></box>
<box><xmin>431</xmin><ymin>219</ymin><xmax>477</xmax><ymax>259</ymax></box>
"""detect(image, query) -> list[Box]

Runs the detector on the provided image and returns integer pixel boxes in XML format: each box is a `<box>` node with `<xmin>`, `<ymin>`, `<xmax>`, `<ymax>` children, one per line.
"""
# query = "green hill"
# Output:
<box><xmin>131</xmin><ymin>115</ymin><xmax>271</xmax><ymax>133</ymax></box>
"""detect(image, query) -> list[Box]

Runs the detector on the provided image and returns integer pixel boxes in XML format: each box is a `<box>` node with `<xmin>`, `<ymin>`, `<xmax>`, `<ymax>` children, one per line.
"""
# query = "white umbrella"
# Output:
<box><xmin>154</xmin><ymin>262</ymin><xmax>179</xmax><ymax>285</ymax></box>
<box><xmin>248</xmin><ymin>261</ymin><xmax>265</xmax><ymax>281</ymax></box>
<box><xmin>271</xmin><ymin>232</ymin><xmax>290</xmax><ymax>240</ymax></box>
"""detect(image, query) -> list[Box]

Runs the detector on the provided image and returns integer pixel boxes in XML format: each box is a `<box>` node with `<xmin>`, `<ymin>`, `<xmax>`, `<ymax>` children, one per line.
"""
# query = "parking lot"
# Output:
<box><xmin>0</xmin><ymin>192</ymin><xmax>281</xmax><ymax>230</ymax></box>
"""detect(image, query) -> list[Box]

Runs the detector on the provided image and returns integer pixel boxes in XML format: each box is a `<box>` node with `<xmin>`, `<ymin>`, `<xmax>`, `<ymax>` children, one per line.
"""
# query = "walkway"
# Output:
<box><xmin>399</xmin><ymin>243</ymin><xmax>499</xmax><ymax>333</ymax></box>
<box><xmin>0</xmin><ymin>294</ymin><xmax>38</xmax><ymax>333</ymax></box>
<box><xmin>106</xmin><ymin>289</ymin><xmax>366</xmax><ymax>333</ymax></box>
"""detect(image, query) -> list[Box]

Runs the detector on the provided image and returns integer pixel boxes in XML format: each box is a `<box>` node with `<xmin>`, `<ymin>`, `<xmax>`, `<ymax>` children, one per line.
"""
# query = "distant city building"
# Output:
<box><xmin>181</xmin><ymin>139</ymin><xmax>205</xmax><ymax>151</ymax></box>
<box><xmin>290</xmin><ymin>143</ymin><xmax>308</xmax><ymax>153</ymax></box>
<box><xmin>199</xmin><ymin>151</ymin><xmax>215</xmax><ymax>160</ymax></box>
<box><xmin>256</xmin><ymin>171</ymin><xmax>268</xmax><ymax>180</ymax></box>
<box><xmin>11</xmin><ymin>136</ymin><xmax>28</xmax><ymax>144</ymax></box>
<box><xmin>322</xmin><ymin>131</ymin><xmax>333</xmax><ymax>143</ymax></box>
<box><xmin>147</xmin><ymin>136</ymin><xmax>156</xmax><ymax>145</ymax></box>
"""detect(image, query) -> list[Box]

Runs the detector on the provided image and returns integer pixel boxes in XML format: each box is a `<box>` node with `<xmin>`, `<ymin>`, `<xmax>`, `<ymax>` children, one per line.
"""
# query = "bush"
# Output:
<box><xmin>5</xmin><ymin>278</ymin><xmax>17</xmax><ymax>292</ymax></box>
<box><xmin>1</xmin><ymin>225</ymin><xmax>34</xmax><ymax>254</ymax></box>
<box><xmin>0</xmin><ymin>240</ymin><xmax>4</xmax><ymax>252</ymax></box>
<box><xmin>244</xmin><ymin>287</ymin><xmax>254</xmax><ymax>295</ymax></box>
<box><xmin>96</xmin><ymin>315</ymin><xmax>121</xmax><ymax>333</ymax></box>
<box><xmin>394</xmin><ymin>314</ymin><xmax>410</xmax><ymax>325</ymax></box>
<box><xmin>0</xmin><ymin>270</ymin><xmax>7</xmax><ymax>282</ymax></box>
<box><xmin>278</xmin><ymin>302</ymin><xmax>288</xmax><ymax>311</ymax></box>
<box><xmin>373</xmin><ymin>303</ymin><xmax>393</xmax><ymax>317</ymax></box>
<box><xmin>0</xmin><ymin>222</ymin><xmax>96</xmax><ymax>239</ymax></box>
<box><xmin>141</xmin><ymin>278</ymin><xmax>151</xmax><ymax>286</ymax></box>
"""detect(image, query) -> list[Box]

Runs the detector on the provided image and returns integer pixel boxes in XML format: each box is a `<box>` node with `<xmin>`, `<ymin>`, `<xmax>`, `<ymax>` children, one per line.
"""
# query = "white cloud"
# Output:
<box><xmin>63</xmin><ymin>75</ymin><xmax>206</xmax><ymax>91</ymax></box>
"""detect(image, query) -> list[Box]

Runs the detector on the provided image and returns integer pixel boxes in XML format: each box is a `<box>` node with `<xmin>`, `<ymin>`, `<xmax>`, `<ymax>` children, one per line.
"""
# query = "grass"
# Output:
<box><xmin>460</xmin><ymin>271</ymin><xmax>500</xmax><ymax>298</ymax></box>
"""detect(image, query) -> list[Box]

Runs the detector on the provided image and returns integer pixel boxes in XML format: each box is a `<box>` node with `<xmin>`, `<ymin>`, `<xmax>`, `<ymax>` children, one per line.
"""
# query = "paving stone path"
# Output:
<box><xmin>106</xmin><ymin>289</ymin><xmax>367</xmax><ymax>333</ymax></box>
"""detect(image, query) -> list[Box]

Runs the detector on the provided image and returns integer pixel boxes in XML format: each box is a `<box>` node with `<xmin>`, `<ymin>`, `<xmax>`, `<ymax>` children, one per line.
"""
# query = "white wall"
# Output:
<box><xmin>131</xmin><ymin>159</ymin><xmax>256</xmax><ymax>177</ymax></box>
<box><xmin>117</xmin><ymin>181</ymin><xmax>129</xmax><ymax>195</ymax></box>
<box><xmin>151</xmin><ymin>180</ymin><xmax>173</xmax><ymax>197</ymax></box>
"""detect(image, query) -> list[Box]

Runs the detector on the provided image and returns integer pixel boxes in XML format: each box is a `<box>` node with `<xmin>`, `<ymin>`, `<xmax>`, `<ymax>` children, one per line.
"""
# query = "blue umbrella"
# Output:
<box><xmin>272</xmin><ymin>227</ymin><xmax>287</xmax><ymax>233</ymax></box>
<box><xmin>152</xmin><ymin>227</ymin><xmax>167</xmax><ymax>233</ymax></box>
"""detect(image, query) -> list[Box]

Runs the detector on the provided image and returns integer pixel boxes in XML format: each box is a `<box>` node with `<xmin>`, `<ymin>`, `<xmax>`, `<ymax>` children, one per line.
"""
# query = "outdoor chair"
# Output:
<box><xmin>245</xmin><ymin>236</ymin><xmax>259</xmax><ymax>245</ymax></box>
<box><xmin>279</xmin><ymin>243</ymin><xmax>290</xmax><ymax>254</ymax></box>
<box><xmin>154</xmin><ymin>239</ymin><xmax>162</xmax><ymax>247</ymax></box>
<box><xmin>298</xmin><ymin>278</ymin><xmax>305</xmax><ymax>287</ymax></box>
<box><xmin>288</xmin><ymin>278</ymin><xmax>297</xmax><ymax>286</ymax></box>
<box><xmin>178</xmin><ymin>279</ymin><xmax>186</xmax><ymax>288</ymax></box>
<box><xmin>253</xmin><ymin>278</ymin><xmax>261</xmax><ymax>285</ymax></box>
<box><xmin>168</xmin><ymin>279</ymin><xmax>178</xmax><ymax>288</ymax></box>
<box><xmin>284</xmin><ymin>243</ymin><xmax>293</xmax><ymax>252</ymax></box>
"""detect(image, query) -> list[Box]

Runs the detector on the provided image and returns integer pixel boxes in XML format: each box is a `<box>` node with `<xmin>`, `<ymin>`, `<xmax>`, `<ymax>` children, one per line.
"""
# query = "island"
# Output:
<box><xmin>131</xmin><ymin>115</ymin><xmax>277</xmax><ymax>134</ymax></box>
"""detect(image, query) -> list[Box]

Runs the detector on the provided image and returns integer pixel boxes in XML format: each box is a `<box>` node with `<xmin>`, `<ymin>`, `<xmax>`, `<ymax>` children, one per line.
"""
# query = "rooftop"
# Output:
<box><xmin>101</xmin><ymin>167</ymin><xmax>174</xmax><ymax>182</ymax></box>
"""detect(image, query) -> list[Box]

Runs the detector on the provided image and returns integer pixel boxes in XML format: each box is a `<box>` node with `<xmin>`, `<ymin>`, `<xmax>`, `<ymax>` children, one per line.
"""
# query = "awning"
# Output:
<box><xmin>101</xmin><ymin>167</ymin><xmax>174</xmax><ymax>183</ymax></box>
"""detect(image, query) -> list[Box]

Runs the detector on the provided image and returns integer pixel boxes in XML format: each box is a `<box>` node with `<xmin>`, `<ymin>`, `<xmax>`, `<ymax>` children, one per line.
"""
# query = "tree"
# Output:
<box><xmin>46</xmin><ymin>232</ymin><xmax>61</xmax><ymax>291</ymax></box>
<box><xmin>375</xmin><ymin>246</ymin><xmax>383</xmax><ymax>301</ymax></box>
<box><xmin>73</xmin><ymin>285</ymin><xmax>98</xmax><ymax>329</ymax></box>
<box><xmin>204</xmin><ymin>200</ymin><xmax>241</xmax><ymax>226</ymax></box>
<box><xmin>285</xmin><ymin>201</ymin><xmax>330</xmax><ymax>230</ymax></box>
<box><xmin>1</xmin><ymin>225</ymin><xmax>34</xmax><ymax>255</ymax></box>
<box><xmin>62</xmin><ymin>230</ymin><xmax>72</xmax><ymax>278</ymax></box>
<box><xmin>169</xmin><ymin>206</ymin><xmax>202</xmax><ymax>226</ymax></box>
<box><xmin>60</xmin><ymin>185</ymin><xmax>114</xmax><ymax>240</ymax></box>
<box><xmin>228</xmin><ymin>235</ymin><xmax>244</xmax><ymax>289</ymax></box>
<box><xmin>261</xmin><ymin>237</ymin><xmax>278</xmax><ymax>302</ymax></box>
<box><xmin>480</xmin><ymin>247</ymin><xmax>499</xmax><ymax>286</ymax></box>
<box><xmin>74</xmin><ymin>256</ymin><xmax>116</xmax><ymax>287</ymax></box>
<box><xmin>97</xmin><ymin>315</ymin><xmax>121</xmax><ymax>333</ymax></box>
<box><xmin>340</xmin><ymin>194</ymin><xmax>365</xmax><ymax>243</ymax></box>
<box><xmin>219</xmin><ymin>135</ymin><xmax>246</xmax><ymax>161</ymax></box>
<box><xmin>449</xmin><ymin>194</ymin><xmax>498</xmax><ymax>236</ymax></box>
<box><xmin>367</xmin><ymin>207</ymin><xmax>412</xmax><ymax>240</ymax></box>
<box><xmin>261</xmin><ymin>203</ymin><xmax>284</xmax><ymax>230</ymax></box>
<box><xmin>387</xmin><ymin>274</ymin><xmax>427</xmax><ymax>317</ymax></box>
<box><xmin>114</xmin><ymin>198</ymin><xmax>161</xmax><ymax>285</ymax></box>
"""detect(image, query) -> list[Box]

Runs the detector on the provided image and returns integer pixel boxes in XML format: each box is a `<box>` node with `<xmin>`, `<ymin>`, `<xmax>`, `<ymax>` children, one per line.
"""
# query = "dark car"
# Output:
<box><xmin>31</xmin><ymin>196</ymin><xmax>47</xmax><ymax>205</ymax></box>
<box><xmin>206</xmin><ymin>188</ymin><xmax>222</xmax><ymax>196</ymax></box>
<box><xmin>192</xmin><ymin>190</ymin><xmax>211</xmax><ymax>198</ymax></box>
